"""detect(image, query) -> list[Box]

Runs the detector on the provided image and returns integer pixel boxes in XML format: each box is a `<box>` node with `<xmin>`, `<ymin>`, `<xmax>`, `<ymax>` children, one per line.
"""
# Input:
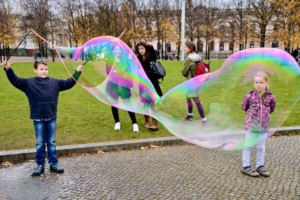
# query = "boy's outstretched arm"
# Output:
<box><xmin>58</xmin><ymin>65</ymin><xmax>84</xmax><ymax>91</ymax></box>
<box><xmin>77</xmin><ymin>65</ymin><xmax>84</xmax><ymax>73</ymax></box>
<box><xmin>2</xmin><ymin>60</ymin><xmax>10</xmax><ymax>71</ymax></box>
<box><xmin>2</xmin><ymin>61</ymin><xmax>28</xmax><ymax>91</ymax></box>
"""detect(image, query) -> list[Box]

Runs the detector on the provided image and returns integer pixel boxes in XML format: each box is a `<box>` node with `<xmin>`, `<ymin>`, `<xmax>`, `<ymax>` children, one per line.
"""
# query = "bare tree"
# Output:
<box><xmin>74</xmin><ymin>0</ymin><xmax>97</xmax><ymax>43</ymax></box>
<box><xmin>132</xmin><ymin>1</ymin><xmax>156</xmax><ymax>42</ymax></box>
<box><xmin>55</xmin><ymin>0</ymin><xmax>81</xmax><ymax>47</ymax></box>
<box><xmin>120</xmin><ymin>0</ymin><xmax>138</xmax><ymax>47</ymax></box>
<box><xmin>271</xmin><ymin>0</ymin><xmax>300</xmax><ymax>52</ymax></box>
<box><xmin>196</xmin><ymin>0</ymin><xmax>224</xmax><ymax>59</ymax></box>
<box><xmin>153</xmin><ymin>0</ymin><xmax>170</xmax><ymax>57</ymax></box>
<box><xmin>0</xmin><ymin>0</ymin><xmax>19</xmax><ymax>61</ymax></box>
<box><xmin>225</xmin><ymin>0</ymin><xmax>250</xmax><ymax>51</ymax></box>
<box><xmin>247</xmin><ymin>0</ymin><xmax>278</xmax><ymax>47</ymax></box>
<box><xmin>20</xmin><ymin>0</ymin><xmax>54</xmax><ymax>55</ymax></box>
<box><xmin>185</xmin><ymin>0</ymin><xmax>199</xmax><ymax>42</ymax></box>
<box><xmin>94</xmin><ymin>0</ymin><xmax>123</xmax><ymax>37</ymax></box>
<box><xmin>169</xmin><ymin>0</ymin><xmax>182</xmax><ymax>60</ymax></box>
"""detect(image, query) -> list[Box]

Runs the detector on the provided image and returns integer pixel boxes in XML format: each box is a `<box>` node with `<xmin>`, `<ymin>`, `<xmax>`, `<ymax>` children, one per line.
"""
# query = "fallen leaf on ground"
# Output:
<box><xmin>1</xmin><ymin>161</ymin><xmax>12</xmax><ymax>167</ymax></box>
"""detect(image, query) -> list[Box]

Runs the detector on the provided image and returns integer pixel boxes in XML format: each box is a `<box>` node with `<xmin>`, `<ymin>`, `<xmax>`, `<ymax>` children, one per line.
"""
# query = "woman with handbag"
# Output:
<box><xmin>136</xmin><ymin>42</ymin><xmax>163</xmax><ymax>131</ymax></box>
<box><xmin>181</xmin><ymin>41</ymin><xmax>207</xmax><ymax>124</ymax></box>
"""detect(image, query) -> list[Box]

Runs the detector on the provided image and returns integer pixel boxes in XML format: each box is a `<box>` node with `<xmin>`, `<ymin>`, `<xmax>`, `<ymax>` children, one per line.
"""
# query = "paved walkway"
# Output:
<box><xmin>0</xmin><ymin>135</ymin><xmax>299</xmax><ymax>200</ymax></box>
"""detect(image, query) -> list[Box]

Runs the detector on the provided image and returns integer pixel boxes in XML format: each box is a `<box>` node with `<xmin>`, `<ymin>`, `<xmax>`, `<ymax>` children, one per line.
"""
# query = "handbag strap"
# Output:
<box><xmin>189</xmin><ymin>68</ymin><xmax>194</xmax><ymax>77</ymax></box>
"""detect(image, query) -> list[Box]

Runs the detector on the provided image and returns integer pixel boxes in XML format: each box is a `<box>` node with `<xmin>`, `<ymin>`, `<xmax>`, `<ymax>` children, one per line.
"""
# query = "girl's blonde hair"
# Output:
<box><xmin>254</xmin><ymin>71</ymin><xmax>269</xmax><ymax>90</ymax></box>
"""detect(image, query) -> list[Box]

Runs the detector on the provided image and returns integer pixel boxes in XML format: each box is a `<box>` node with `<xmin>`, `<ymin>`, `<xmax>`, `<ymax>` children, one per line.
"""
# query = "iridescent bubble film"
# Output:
<box><xmin>32</xmin><ymin>30</ymin><xmax>300</xmax><ymax>151</ymax></box>
<box><xmin>157</xmin><ymin>48</ymin><xmax>300</xmax><ymax>150</ymax></box>
<box><xmin>56</xmin><ymin>36</ymin><xmax>160</xmax><ymax>116</ymax></box>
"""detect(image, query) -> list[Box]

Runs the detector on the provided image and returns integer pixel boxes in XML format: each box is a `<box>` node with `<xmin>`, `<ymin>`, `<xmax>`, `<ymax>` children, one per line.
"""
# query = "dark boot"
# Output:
<box><xmin>149</xmin><ymin>118</ymin><xmax>158</xmax><ymax>131</ymax></box>
<box><xmin>144</xmin><ymin>115</ymin><xmax>150</xmax><ymax>128</ymax></box>
<box><xmin>32</xmin><ymin>165</ymin><xmax>44</xmax><ymax>176</ymax></box>
<box><xmin>50</xmin><ymin>165</ymin><xmax>64</xmax><ymax>173</ymax></box>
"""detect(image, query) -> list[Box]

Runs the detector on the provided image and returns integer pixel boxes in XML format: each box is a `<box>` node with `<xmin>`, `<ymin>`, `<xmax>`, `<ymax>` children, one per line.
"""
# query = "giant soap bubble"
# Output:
<box><xmin>31</xmin><ymin>30</ymin><xmax>300</xmax><ymax>151</ymax></box>
<box><xmin>157</xmin><ymin>48</ymin><xmax>300</xmax><ymax>150</ymax></box>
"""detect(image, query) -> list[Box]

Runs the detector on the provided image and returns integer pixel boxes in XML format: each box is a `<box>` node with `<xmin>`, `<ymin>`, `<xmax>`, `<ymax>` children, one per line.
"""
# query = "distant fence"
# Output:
<box><xmin>158</xmin><ymin>50</ymin><xmax>236</xmax><ymax>61</ymax></box>
<box><xmin>0</xmin><ymin>48</ymin><xmax>81</xmax><ymax>62</ymax></box>
<box><xmin>0</xmin><ymin>48</ymin><xmax>54</xmax><ymax>59</ymax></box>
<box><xmin>199</xmin><ymin>51</ymin><xmax>237</xmax><ymax>60</ymax></box>
<box><xmin>0</xmin><ymin>48</ymin><xmax>240</xmax><ymax>62</ymax></box>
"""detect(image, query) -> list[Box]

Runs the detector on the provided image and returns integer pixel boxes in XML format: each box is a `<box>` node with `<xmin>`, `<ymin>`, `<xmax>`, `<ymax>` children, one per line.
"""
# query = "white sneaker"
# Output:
<box><xmin>133</xmin><ymin>123</ymin><xmax>139</xmax><ymax>132</ymax></box>
<box><xmin>114</xmin><ymin>122</ymin><xmax>120</xmax><ymax>130</ymax></box>
<box><xmin>201</xmin><ymin>117</ymin><xmax>207</xmax><ymax>122</ymax></box>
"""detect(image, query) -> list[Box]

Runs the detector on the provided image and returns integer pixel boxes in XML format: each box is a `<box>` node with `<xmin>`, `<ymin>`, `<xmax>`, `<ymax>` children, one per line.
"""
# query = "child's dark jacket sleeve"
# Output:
<box><xmin>58</xmin><ymin>70</ymin><xmax>81</xmax><ymax>91</ymax></box>
<box><xmin>242</xmin><ymin>94</ymin><xmax>250</xmax><ymax>112</ymax></box>
<box><xmin>270</xmin><ymin>95</ymin><xmax>276</xmax><ymax>113</ymax></box>
<box><xmin>5</xmin><ymin>68</ymin><xmax>28</xmax><ymax>92</ymax></box>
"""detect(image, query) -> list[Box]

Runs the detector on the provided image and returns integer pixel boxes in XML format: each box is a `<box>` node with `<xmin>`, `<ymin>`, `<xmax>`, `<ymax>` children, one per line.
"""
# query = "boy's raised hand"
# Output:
<box><xmin>76</xmin><ymin>65</ymin><xmax>84</xmax><ymax>72</ymax></box>
<box><xmin>2</xmin><ymin>61</ymin><xmax>10</xmax><ymax>70</ymax></box>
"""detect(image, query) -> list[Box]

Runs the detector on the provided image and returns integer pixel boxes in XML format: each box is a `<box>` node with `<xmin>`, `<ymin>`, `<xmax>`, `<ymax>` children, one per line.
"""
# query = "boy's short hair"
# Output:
<box><xmin>34</xmin><ymin>57</ymin><xmax>48</xmax><ymax>69</ymax></box>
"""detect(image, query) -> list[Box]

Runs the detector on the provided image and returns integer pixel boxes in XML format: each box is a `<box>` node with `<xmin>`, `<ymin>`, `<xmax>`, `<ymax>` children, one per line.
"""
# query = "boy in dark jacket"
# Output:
<box><xmin>2</xmin><ymin>57</ymin><xmax>84</xmax><ymax>176</ymax></box>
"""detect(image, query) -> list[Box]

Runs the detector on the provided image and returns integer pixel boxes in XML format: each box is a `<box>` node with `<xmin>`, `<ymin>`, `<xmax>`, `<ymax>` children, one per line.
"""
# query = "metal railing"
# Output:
<box><xmin>0</xmin><ymin>48</ymin><xmax>242</xmax><ymax>62</ymax></box>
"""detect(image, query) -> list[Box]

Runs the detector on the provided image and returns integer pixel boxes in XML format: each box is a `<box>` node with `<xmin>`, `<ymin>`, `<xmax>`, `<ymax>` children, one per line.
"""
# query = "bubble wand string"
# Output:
<box><xmin>6</xmin><ymin>29</ymin><xmax>32</xmax><ymax>62</ymax></box>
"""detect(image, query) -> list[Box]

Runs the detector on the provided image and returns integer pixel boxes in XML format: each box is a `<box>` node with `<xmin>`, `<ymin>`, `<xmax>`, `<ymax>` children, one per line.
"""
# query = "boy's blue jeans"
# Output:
<box><xmin>33</xmin><ymin>119</ymin><xmax>58</xmax><ymax>166</ymax></box>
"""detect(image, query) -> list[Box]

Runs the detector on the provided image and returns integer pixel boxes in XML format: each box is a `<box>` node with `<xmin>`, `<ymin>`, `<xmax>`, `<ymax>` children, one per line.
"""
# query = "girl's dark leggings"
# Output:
<box><xmin>187</xmin><ymin>97</ymin><xmax>205</xmax><ymax>118</ymax></box>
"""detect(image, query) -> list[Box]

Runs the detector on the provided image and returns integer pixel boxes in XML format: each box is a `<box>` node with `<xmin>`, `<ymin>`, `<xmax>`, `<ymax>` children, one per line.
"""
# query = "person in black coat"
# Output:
<box><xmin>136</xmin><ymin>42</ymin><xmax>163</xmax><ymax>130</ymax></box>
<box><xmin>291</xmin><ymin>49</ymin><xmax>299</xmax><ymax>63</ymax></box>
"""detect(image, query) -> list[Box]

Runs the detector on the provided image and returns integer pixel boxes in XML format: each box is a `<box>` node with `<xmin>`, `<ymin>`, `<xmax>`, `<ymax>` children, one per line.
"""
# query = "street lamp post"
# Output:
<box><xmin>44</xmin><ymin>0</ymin><xmax>54</xmax><ymax>62</ymax></box>
<box><xmin>180</xmin><ymin>0</ymin><xmax>186</xmax><ymax>61</ymax></box>
<box><xmin>50</xmin><ymin>13</ymin><xmax>55</xmax><ymax>62</ymax></box>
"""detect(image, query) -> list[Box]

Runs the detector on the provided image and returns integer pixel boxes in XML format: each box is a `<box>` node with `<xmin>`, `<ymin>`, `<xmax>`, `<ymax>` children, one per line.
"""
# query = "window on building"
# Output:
<box><xmin>272</xmin><ymin>40</ymin><xmax>278</xmax><ymax>48</ymax></box>
<box><xmin>210</xmin><ymin>40</ymin><xmax>214</xmax><ymax>51</ymax></box>
<box><xmin>239</xmin><ymin>44</ymin><xmax>244</xmax><ymax>50</ymax></box>
<box><xmin>220</xmin><ymin>41</ymin><xmax>224</xmax><ymax>51</ymax></box>
<box><xmin>197</xmin><ymin>40</ymin><xmax>203</xmax><ymax>52</ymax></box>
<box><xmin>166</xmin><ymin>42</ymin><xmax>171</xmax><ymax>52</ymax></box>
<box><xmin>249</xmin><ymin>41</ymin><xmax>254</xmax><ymax>48</ymax></box>
<box><xmin>229</xmin><ymin>41</ymin><xmax>234</xmax><ymax>51</ymax></box>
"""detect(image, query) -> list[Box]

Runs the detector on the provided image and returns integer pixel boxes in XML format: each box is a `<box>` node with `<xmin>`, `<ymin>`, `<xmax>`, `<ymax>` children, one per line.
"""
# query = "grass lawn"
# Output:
<box><xmin>0</xmin><ymin>59</ymin><xmax>299</xmax><ymax>151</ymax></box>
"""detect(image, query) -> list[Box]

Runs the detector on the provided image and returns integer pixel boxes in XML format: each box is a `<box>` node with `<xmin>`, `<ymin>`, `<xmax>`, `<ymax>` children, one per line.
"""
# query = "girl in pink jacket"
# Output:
<box><xmin>241</xmin><ymin>71</ymin><xmax>276</xmax><ymax>177</ymax></box>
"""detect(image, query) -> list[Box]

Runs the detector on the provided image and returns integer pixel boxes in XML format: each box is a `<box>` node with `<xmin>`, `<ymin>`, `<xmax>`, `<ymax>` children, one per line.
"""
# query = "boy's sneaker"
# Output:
<box><xmin>256</xmin><ymin>165</ymin><xmax>270</xmax><ymax>177</ymax></box>
<box><xmin>32</xmin><ymin>165</ymin><xmax>44</xmax><ymax>176</ymax></box>
<box><xmin>114</xmin><ymin>122</ymin><xmax>120</xmax><ymax>130</ymax></box>
<box><xmin>183</xmin><ymin>115</ymin><xmax>193</xmax><ymax>121</ymax></box>
<box><xmin>50</xmin><ymin>165</ymin><xmax>64</xmax><ymax>173</ymax></box>
<box><xmin>242</xmin><ymin>166</ymin><xmax>259</xmax><ymax>177</ymax></box>
<box><xmin>133</xmin><ymin>123</ymin><xmax>139</xmax><ymax>132</ymax></box>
